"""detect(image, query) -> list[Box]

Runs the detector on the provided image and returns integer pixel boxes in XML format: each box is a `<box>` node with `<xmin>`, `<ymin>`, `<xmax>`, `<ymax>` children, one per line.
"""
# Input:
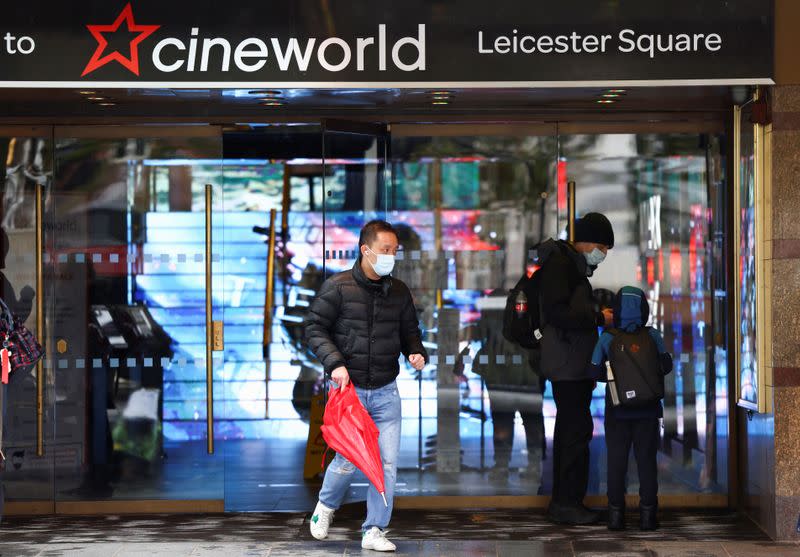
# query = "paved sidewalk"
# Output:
<box><xmin>1</xmin><ymin>508</ymin><xmax>799</xmax><ymax>556</ymax></box>
<box><xmin>2</xmin><ymin>539</ymin><xmax>800</xmax><ymax>556</ymax></box>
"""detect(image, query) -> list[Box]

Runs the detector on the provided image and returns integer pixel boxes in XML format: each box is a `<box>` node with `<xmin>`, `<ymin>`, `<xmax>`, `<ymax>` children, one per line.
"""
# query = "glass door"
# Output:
<box><xmin>50</xmin><ymin>126</ymin><xmax>225</xmax><ymax>510</ymax></box>
<box><xmin>388</xmin><ymin>124</ymin><xmax>558</xmax><ymax>499</ymax></box>
<box><xmin>316</xmin><ymin>120</ymin><xmax>392</xmax><ymax>502</ymax></box>
<box><xmin>558</xmin><ymin>128</ymin><xmax>729</xmax><ymax>502</ymax></box>
<box><xmin>219</xmin><ymin>124</ymin><xmax>328</xmax><ymax>512</ymax></box>
<box><xmin>321</xmin><ymin>119</ymin><xmax>391</xmax><ymax>268</ymax></box>
<box><xmin>1</xmin><ymin>127</ymin><xmax>55</xmax><ymax>514</ymax></box>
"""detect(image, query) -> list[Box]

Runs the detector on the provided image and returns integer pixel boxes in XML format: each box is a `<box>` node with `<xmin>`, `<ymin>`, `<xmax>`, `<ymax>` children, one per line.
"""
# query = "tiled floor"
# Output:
<box><xmin>1</xmin><ymin>508</ymin><xmax>798</xmax><ymax>556</ymax></box>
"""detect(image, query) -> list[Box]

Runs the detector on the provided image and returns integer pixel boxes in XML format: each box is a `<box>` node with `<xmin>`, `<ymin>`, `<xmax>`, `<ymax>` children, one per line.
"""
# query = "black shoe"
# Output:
<box><xmin>547</xmin><ymin>501</ymin><xmax>601</xmax><ymax>525</ymax></box>
<box><xmin>607</xmin><ymin>504</ymin><xmax>625</xmax><ymax>531</ymax></box>
<box><xmin>639</xmin><ymin>504</ymin><xmax>658</xmax><ymax>531</ymax></box>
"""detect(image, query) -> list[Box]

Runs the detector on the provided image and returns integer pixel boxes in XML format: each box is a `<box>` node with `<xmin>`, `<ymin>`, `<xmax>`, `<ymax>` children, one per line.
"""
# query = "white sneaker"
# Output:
<box><xmin>309</xmin><ymin>501</ymin><xmax>334</xmax><ymax>540</ymax></box>
<box><xmin>361</xmin><ymin>527</ymin><xmax>396</xmax><ymax>552</ymax></box>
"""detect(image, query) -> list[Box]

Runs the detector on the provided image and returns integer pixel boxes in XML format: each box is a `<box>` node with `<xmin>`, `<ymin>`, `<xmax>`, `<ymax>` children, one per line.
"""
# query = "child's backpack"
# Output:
<box><xmin>606</xmin><ymin>327</ymin><xmax>664</xmax><ymax>407</ymax></box>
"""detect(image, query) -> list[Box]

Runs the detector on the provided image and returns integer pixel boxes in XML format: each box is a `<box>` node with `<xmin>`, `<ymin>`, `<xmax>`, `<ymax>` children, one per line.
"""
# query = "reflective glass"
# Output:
<box><xmin>52</xmin><ymin>134</ymin><xmax>224</xmax><ymax>501</ymax></box>
<box><xmin>0</xmin><ymin>133</ymin><xmax>54</xmax><ymax>508</ymax></box>
<box><xmin>562</xmin><ymin>133</ymin><xmax>728</xmax><ymax>495</ymax></box>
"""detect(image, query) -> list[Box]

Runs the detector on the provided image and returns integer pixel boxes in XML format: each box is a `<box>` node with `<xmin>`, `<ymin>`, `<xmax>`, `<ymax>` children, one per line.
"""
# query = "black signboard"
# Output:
<box><xmin>0</xmin><ymin>0</ymin><xmax>773</xmax><ymax>87</ymax></box>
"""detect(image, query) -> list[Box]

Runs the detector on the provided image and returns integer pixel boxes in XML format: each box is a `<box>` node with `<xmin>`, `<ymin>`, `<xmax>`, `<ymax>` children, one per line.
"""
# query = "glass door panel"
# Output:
<box><xmin>220</xmin><ymin>124</ymin><xmax>327</xmax><ymax>512</ymax></box>
<box><xmin>316</xmin><ymin>120</ymin><xmax>392</xmax><ymax>502</ymax></box>
<box><xmin>1</xmin><ymin>128</ymin><xmax>55</xmax><ymax>512</ymax></box>
<box><xmin>389</xmin><ymin>127</ymin><xmax>558</xmax><ymax>497</ymax></box>
<box><xmin>560</xmin><ymin>131</ymin><xmax>728</xmax><ymax>497</ymax></box>
<box><xmin>51</xmin><ymin>128</ymin><xmax>224</xmax><ymax>505</ymax></box>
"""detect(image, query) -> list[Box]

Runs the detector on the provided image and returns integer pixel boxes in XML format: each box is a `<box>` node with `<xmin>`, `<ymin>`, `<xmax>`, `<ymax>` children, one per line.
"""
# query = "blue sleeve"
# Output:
<box><xmin>591</xmin><ymin>332</ymin><xmax>613</xmax><ymax>365</ymax></box>
<box><xmin>648</xmin><ymin>327</ymin><xmax>673</xmax><ymax>375</ymax></box>
<box><xmin>588</xmin><ymin>332</ymin><xmax>612</xmax><ymax>381</ymax></box>
<box><xmin>647</xmin><ymin>327</ymin><xmax>667</xmax><ymax>354</ymax></box>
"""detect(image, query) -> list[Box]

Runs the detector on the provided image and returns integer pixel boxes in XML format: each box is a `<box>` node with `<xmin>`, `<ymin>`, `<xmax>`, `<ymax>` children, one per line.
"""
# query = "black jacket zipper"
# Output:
<box><xmin>367</xmin><ymin>292</ymin><xmax>375</xmax><ymax>386</ymax></box>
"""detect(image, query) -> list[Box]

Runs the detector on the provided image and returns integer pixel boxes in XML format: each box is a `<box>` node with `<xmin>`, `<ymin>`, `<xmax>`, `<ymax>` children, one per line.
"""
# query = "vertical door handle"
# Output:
<box><xmin>205</xmin><ymin>184</ymin><xmax>215</xmax><ymax>454</ymax></box>
<box><xmin>567</xmin><ymin>180</ymin><xmax>576</xmax><ymax>242</ymax></box>
<box><xmin>35</xmin><ymin>183</ymin><xmax>44</xmax><ymax>457</ymax></box>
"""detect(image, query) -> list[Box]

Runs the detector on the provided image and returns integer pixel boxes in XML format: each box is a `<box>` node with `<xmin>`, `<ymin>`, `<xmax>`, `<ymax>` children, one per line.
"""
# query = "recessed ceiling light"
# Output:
<box><xmin>432</xmin><ymin>95</ymin><xmax>452</xmax><ymax>100</ymax></box>
<box><xmin>87</xmin><ymin>96</ymin><xmax>107</xmax><ymax>101</ymax></box>
<box><xmin>250</xmin><ymin>89</ymin><xmax>282</xmax><ymax>96</ymax></box>
<box><xmin>596</xmin><ymin>99</ymin><xmax>616</xmax><ymax>104</ymax></box>
<box><xmin>601</xmin><ymin>93</ymin><xmax>621</xmax><ymax>98</ymax></box>
<box><xmin>428</xmin><ymin>90</ymin><xmax>454</xmax><ymax>96</ymax></box>
<box><xmin>607</xmin><ymin>89</ymin><xmax>627</xmax><ymax>94</ymax></box>
<box><xmin>97</xmin><ymin>102</ymin><xmax>116</xmax><ymax>107</ymax></box>
<box><xmin>258</xmin><ymin>96</ymin><xmax>282</xmax><ymax>102</ymax></box>
<box><xmin>431</xmin><ymin>101</ymin><xmax>450</xmax><ymax>105</ymax></box>
<box><xmin>261</xmin><ymin>100</ymin><xmax>286</xmax><ymax>107</ymax></box>
<box><xmin>78</xmin><ymin>90</ymin><xmax>97</xmax><ymax>95</ymax></box>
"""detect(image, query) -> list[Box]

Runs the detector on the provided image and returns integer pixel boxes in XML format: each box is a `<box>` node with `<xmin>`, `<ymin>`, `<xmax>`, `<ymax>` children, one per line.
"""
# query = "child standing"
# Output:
<box><xmin>589</xmin><ymin>286</ymin><xmax>673</xmax><ymax>531</ymax></box>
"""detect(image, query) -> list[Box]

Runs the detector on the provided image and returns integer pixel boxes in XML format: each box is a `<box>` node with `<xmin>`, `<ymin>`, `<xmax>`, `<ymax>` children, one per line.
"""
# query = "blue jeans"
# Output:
<box><xmin>318</xmin><ymin>380</ymin><xmax>401</xmax><ymax>531</ymax></box>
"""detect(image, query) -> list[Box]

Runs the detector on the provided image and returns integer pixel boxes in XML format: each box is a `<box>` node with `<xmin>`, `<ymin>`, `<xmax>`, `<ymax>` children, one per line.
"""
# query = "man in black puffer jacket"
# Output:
<box><xmin>306</xmin><ymin>220</ymin><xmax>427</xmax><ymax>552</ymax></box>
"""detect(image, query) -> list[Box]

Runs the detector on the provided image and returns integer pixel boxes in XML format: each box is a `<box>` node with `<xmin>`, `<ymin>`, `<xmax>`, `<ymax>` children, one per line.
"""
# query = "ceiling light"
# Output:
<box><xmin>87</xmin><ymin>96</ymin><xmax>107</xmax><ymax>101</ymax></box>
<box><xmin>432</xmin><ymin>95</ymin><xmax>452</xmax><ymax>100</ymax></box>
<box><xmin>431</xmin><ymin>101</ymin><xmax>450</xmax><ymax>105</ymax></box>
<box><xmin>607</xmin><ymin>89</ymin><xmax>627</xmax><ymax>94</ymax></box>
<box><xmin>428</xmin><ymin>90</ymin><xmax>454</xmax><ymax>96</ymax></box>
<box><xmin>250</xmin><ymin>89</ymin><xmax>282</xmax><ymax>96</ymax></box>
<box><xmin>596</xmin><ymin>99</ymin><xmax>616</xmax><ymax>104</ymax></box>
<box><xmin>258</xmin><ymin>96</ymin><xmax>282</xmax><ymax>102</ymax></box>
<box><xmin>78</xmin><ymin>90</ymin><xmax>96</xmax><ymax>95</ymax></box>
<box><xmin>261</xmin><ymin>100</ymin><xmax>286</xmax><ymax>107</ymax></box>
<box><xmin>97</xmin><ymin>102</ymin><xmax>116</xmax><ymax>107</ymax></box>
<box><xmin>601</xmin><ymin>93</ymin><xmax>621</xmax><ymax>98</ymax></box>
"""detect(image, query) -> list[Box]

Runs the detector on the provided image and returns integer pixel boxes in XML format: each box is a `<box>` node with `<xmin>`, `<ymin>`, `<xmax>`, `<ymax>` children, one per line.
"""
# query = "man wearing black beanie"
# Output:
<box><xmin>535</xmin><ymin>212</ymin><xmax>614</xmax><ymax>525</ymax></box>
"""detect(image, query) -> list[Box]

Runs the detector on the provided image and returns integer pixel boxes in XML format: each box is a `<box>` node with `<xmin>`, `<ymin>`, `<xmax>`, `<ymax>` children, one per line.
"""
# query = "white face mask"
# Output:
<box><xmin>366</xmin><ymin>248</ymin><xmax>395</xmax><ymax>276</ymax></box>
<box><xmin>584</xmin><ymin>247</ymin><xmax>607</xmax><ymax>267</ymax></box>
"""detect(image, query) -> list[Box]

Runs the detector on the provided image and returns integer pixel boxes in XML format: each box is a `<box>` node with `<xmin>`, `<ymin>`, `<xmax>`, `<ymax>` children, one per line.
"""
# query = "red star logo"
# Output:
<box><xmin>81</xmin><ymin>3</ymin><xmax>160</xmax><ymax>77</ymax></box>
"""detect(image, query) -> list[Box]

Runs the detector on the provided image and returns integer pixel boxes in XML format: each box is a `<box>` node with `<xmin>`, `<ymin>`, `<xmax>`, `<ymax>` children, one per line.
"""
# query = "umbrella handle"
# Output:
<box><xmin>380</xmin><ymin>492</ymin><xmax>388</xmax><ymax>507</ymax></box>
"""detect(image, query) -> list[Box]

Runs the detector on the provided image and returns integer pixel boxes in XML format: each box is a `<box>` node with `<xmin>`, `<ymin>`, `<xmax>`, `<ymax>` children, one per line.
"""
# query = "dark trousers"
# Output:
<box><xmin>486</xmin><ymin>386</ymin><xmax>543</xmax><ymax>468</ymax></box>
<box><xmin>551</xmin><ymin>379</ymin><xmax>594</xmax><ymax>505</ymax></box>
<box><xmin>605</xmin><ymin>414</ymin><xmax>659</xmax><ymax>508</ymax></box>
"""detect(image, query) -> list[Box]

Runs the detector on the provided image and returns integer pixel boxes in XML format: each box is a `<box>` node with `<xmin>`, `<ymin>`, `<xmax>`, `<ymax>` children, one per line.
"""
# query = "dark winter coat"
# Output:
<box><xmin>536</xmin><ymin>239</ymin><xmax>604</xmax><ymax>382</ymax></box>
<box><xmin>305</xmin><ymin>258</ymin><xmax>427</xmax><ymax>389</ymax></box>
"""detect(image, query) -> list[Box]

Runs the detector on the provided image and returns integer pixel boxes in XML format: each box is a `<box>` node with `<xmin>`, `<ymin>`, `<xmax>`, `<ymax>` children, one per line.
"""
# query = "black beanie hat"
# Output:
<box><xmin>573</xmin><ymin>213</ymin><xmax>614</xmax><ymax>248</ymax></box>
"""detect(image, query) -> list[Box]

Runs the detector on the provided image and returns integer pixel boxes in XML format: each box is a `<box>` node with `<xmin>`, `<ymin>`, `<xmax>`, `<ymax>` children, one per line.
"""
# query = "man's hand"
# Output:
<box><xmin>408</xmin><ymin>354</ymin><xmax>425</xmax><ymax>371</ymax></box>
<box><xmin>331</xmin><ymin>366</ymin><xmax>350</xmax><ymax>387</ymax></box>
<box><xmin>602</xmin><ymin>308</ymin><xmax>614</xmax><ymax>327</ymax></box>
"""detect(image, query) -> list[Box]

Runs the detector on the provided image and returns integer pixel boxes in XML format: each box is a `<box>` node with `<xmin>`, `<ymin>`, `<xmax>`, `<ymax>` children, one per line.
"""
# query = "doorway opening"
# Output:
<box><xmin>0</xmin><ymin>87</ymin><xmax>735</xmax><ymax>513</ymax></box>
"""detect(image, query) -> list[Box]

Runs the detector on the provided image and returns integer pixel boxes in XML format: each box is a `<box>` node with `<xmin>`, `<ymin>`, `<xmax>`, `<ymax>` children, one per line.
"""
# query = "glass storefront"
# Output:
<box><xmin>0</xmin><ymin>122</ymin><xmax>730</xmax><ymax>512</ymax></box>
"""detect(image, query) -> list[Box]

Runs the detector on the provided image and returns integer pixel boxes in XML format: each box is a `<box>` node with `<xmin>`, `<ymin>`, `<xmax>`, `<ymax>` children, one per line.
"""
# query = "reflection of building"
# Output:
<box><xmin>0</xmin><ymin>3</ymin><xmax>798</xmax><ymax>539</ymax></box>
<box><xmin>564</xmin><ymin>133</ymin><xmax>722</xmax><ymax>483</ymax></box>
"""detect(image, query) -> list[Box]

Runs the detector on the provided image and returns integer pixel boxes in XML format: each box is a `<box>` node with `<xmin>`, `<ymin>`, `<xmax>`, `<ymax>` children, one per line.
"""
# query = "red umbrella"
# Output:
<box><xmin>320</xmin><ymin>382</ymin><xmax>387</xmax><ymax>506</ymax></box>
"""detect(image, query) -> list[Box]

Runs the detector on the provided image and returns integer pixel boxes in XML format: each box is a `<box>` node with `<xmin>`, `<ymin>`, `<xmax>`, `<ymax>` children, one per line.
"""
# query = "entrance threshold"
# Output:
<box><xmin>5</xmin><ymin>495</ymin><xmax>726</xmax><ymax>516</ymax></box>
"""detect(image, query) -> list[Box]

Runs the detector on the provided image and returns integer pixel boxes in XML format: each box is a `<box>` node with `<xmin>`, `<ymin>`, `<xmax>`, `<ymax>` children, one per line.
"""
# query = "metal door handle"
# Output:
<box><xmin>568</xmin><ymin>181</ymin><xmax>576</xmax><ymax>242</ymax></box>
<box><xmin>35</xmin><ymin>184</ymin><xmax>44</xmax><ymax>457</ymax></box>
<box><xmin>205</xmin><ymin>184</ymin><xmax>215</xmax><ymax>454</ymax></box>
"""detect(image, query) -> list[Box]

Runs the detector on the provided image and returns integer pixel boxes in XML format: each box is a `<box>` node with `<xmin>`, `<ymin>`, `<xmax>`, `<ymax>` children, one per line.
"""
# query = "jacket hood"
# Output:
<box><xmin>613</xmin><ymin>286</ymin><xmax>650</xmax><ymax>331</ymax></box>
